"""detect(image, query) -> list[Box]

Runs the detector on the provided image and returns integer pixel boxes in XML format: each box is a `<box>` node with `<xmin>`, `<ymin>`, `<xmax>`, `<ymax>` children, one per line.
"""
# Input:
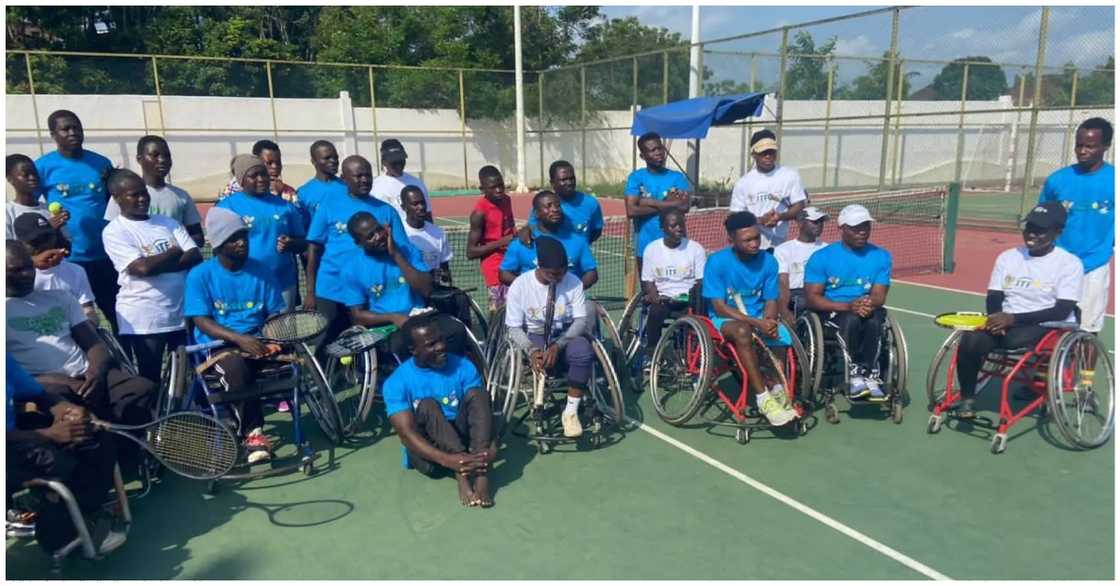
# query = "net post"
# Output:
<box><xmin>942</xmin><ymin>182</ymin><xmax>961</xmax><ymax>273</ymax></box>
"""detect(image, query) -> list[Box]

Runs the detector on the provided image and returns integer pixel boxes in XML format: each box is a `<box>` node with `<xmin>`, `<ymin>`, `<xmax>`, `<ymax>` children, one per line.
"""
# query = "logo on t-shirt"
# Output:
<box><xmin>333</xmin><ymin>221</ymin><xmax>347</xmax><ymax>235</ymax></box>
<box><xmin>825</xmin><ymin>276</ymin><xmax>872</xmax><ymax>291</ymax></box>
<box><xmin>1003</xmin><ymin>274</ymin><xmax>1043</xmax><ymax>290</ymax></box>
<box><xmin>141</xmin><ymin>238</ymin><xmax>174</xmax><ymax>257</ymax></box>
<box><xmin>9</xmin><ymin>308</ymin><xmax>67</xmax><ymax>336</ymax></box>
<box><xmin>213</xmin><ymin>299</ymin><xmax>258</xmax><ymax>316</ymax></box>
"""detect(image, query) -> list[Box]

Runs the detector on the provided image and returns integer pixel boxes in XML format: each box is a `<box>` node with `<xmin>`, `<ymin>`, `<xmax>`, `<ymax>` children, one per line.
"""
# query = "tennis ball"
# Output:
<box><xmin>48</xmin><ymin>202</ymin><xmax>63</xmax><ymax>214</ymax></box>
<box><xmin>340</xmin><ymin>355</ymin><xmax>354</xmax><ymax>366</ymax></box>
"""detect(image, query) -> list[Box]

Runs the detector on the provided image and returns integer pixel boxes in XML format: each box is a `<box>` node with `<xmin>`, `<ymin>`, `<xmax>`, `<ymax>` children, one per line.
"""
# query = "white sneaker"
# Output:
<box><xmin>757</xmin><ymin>392</ymin><xmax>796</xmax><ymax>426</ymax></box>
<box><xmin>848</xmin><ymin>376</ymin><xmax>869</xmax><ymax>399</ymax></box>
<box><xmin>561</xmin><ymin>411</ymin><xmax>583</xmax><ymax>438</ymax></box>
<box><xmin>769</xmin><ymin>384</ymin><xmax>795</xmax><ymax>411</ymax></box>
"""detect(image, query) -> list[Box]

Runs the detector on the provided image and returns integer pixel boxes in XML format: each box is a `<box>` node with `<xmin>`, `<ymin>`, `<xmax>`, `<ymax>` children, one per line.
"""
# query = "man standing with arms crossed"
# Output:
<box><xmin>729</xmin><ymin>129</ymin><xmax>808</xmax><ymax>252</ymax></box>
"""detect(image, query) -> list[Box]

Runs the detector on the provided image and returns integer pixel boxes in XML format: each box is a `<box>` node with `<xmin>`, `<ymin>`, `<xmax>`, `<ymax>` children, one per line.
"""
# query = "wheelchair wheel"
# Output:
<box><xmin>794</xmin><ymin>312</ymin><xmax>825</xmax><ymax>397</ymax></box>
<box><xmin>297</xmin><ymin>343</ymin><xmax>342</xmax><ymax>445</ymax></box>
<box><xmin>158</xmin><ymin>346</ymin><xmax>190</xmax><ymax>418</ymax></box>
<box><xmin>1047</xmin><ymin>331</ymin><xmax>1115</xmax><ymax>449</ymax></box>
<box><xmin>98</xmin><ymin>327</ymin><xmax>138</xmax><ymax>377</ymax></box>
<box><xmin>884</xmin><ymin>315</ymin><xmax>909</xmax><ymax>402</ymax></box>
<box><xmin>466</xmin><ymin>295</ymin><xmax>490</xmax><ymax>354</ymax></box>
<box><xmin>925</xmin><ymin>330</ymin><xmax>1000</xmax><ymax>410</ymax></box>
<box><xmin>649</xmin><ymin>316</ymin><xmax>713</xmax><ymax>425</ymax></box>
<box><xmin>751</xmin><ymin>333</ymin><xmax>792</xmax><ymax>401</ymax></box>
<box><xmin>588</xmin><ymin>338</ymin><xmax>625</xmax><ymax>427</ymax></box>
<box><xmin>616</xmin><ymin>294</ymin><xmax>644</xmax><ymax>365</ymax></box>
<box><xmin>782</xmin><ymin>317</ymin><xmax>814</xmax><ymax>407</ymax></box>
<box><xmin>486</xmin><ymin>336</ymin><xmax>523</xmax><ymax>440</ymax></box>
<box><xmin>323</xmin><ymin>326</ymin><xmax>378</xmax><ymax>438</ymax></box>
<box><xmin>484</xmin><ymin>305</ymin><xmax>507</xmax><ymax>366</ymax></box>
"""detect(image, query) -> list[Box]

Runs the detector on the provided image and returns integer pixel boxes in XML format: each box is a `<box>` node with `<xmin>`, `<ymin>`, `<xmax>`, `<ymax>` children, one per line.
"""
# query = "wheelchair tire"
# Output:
<box><xmin>885</xmin><ymin>315</ymin><xmax>909</xmax><ymax>403</ymax></box>
<box><xmin>617</xmin><ymin>294</ymin><xmax>643</xmax><ymax>365</ymax></box>
<box><xmin>782</xmin><ymin>317</ymin><xmax>815</xmax><ymax>408</ymax></box>
<box><xmin>484</xmin><ymin>305</ymin><xmax>507</xmax><ymax>366</ymax></box>
<box><xmin>925</xmin><ymin>330</ymin><xmax>962</xmax><ymax>410</ymax></box>
<box><xmin>795</xmin><ymin>313</ymin><xmax>825</xmax><ymax>398</ymax></box>
<box><xmin>486</xmin><ymin>337</ymin><xmax>522</xmax><ymax>441</ymax></box>
<box><xmin>297</xmin><ymin>342</ymin><xmax>342</xmax><ymax>445</ymax></box>
<box><xmin>466</xmin><ymin>295</ymin><xmax>490</xmax><ymax>354</ymax></box>
<box><xmin>98</xmin><ymin>327</ymin><xmax>138</xmax><ymax>377</ymax></box>
<box><xmin>323</xmin><ymin>329</ymin><xmax>378</xmax><ymax>439</ymax></box>
<box><xmin>649</xmin><ymin>316</ymin><xmax>713</xmax><ymax>426</ymax></box>
<box><xmin>1047</xmin><ymin>330</ymin><xmax>1115</xmax><ymax>450</ymax></box>
<box><xmin>158</xmin><ymin>346</ymin><xmax>190</xmax><ymax>418</ymax></box>
<box><xmin>588</xmin><ymin>338</ymin><xmax>625</xmax><ymax>427</ymax></box>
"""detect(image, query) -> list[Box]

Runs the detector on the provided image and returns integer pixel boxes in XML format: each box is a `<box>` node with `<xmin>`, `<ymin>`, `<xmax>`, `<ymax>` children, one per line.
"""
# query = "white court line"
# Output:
<box><xmin>895</xmin><ymin>279</ymin><xmax>1116</xmax><ymax>319</ymax></box>
<box><xmin>630</xmin><ymin>419</ymin><xmax>952</xmax><ymax>581</ymax></box>
<box><xmin>438</xmin><ymin>217</ymin><xmax>470</xmax><ymax>226</ymax></box>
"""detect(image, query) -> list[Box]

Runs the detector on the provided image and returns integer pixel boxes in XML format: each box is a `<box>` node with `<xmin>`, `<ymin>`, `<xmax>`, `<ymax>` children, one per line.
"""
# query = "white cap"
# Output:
<box><xmin>838</xmin><ymin>204</ymin><xmax>875</xmax><ymax>227</ymax></box>
<box><xmin>801</xmin><ymin>206</ymin><xmax>829</xmax><ymax>221</ymax></box>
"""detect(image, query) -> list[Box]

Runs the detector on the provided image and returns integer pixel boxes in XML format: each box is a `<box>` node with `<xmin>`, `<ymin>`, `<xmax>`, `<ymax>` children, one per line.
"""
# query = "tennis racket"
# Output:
<box><xmin>261</xmin><ymin>310</ymin><xmax>329</xmax><ymax>344</ymax></box>
<box><xmin>323</xmin><ymin>325</ymin><xmax>397</xmax><ymax>357</ymax></box>
<box><xmin>92</xmin><ymin>412</ymin><xmax>239</xmax><ymax>480</ymax></box>
<box><xmin>932</xmin><ymin>311</ymin><xmax>988</xmax><ymax>331</ymax></box>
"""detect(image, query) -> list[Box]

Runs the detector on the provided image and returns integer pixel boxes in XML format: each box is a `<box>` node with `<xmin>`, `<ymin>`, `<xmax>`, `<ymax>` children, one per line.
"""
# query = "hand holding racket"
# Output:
<box><xmin>733</xmin><ymin>292</ymin><xmax>777</xmax><ymax>338</ymax></box>
<box><xmin>91</xmin><ymin>412</ymin><xmax>239</xmax><ymax>480</ymax></box>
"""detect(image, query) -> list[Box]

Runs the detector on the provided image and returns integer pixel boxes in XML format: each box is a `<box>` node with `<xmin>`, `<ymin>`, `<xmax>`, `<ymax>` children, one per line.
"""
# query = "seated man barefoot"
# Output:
<box><xmin>774</xmin><ymin>206</ymin><xmax>828</xmax><ymax>324</ymax></box>
<box><xmin>6</xmin><ymin>242</ymin><xmax>156</xmax><ymax>427</ymax></box>
<box><xmin>804</xmin><ymin>204</ymin><xmax>893</xmax><ymax>401</ymax></box>
<box><xmin>183</xmin><ymin>208</ymin><xmax>289</xmax><ymax>464</ymax></box>
<box><xmin>382</xmin><ymin>313</ymin><xmax>495</xmax><ymax>507</ymax></box>
<box><xmin>702</xmin><ymin>212</ymin><xmax>799</xmax><ymax>426</ymax></box>
<box><xmin>637</xmin><ymin>208</ymin><xmax>706</xmax><ymax>369</ymax></box>
<box><xmin>505</xmin><ymin>237</ymin><xmax>593</xmax><ymax>438</ymax></box>
<box><xmin>954</xmin><ymin>201</ymin><xmax>1084</xmax><ymax>419</ymax></box>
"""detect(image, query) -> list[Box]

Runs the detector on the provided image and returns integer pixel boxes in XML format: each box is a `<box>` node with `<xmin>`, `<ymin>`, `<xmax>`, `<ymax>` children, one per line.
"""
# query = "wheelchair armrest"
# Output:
<box><xmin>185</xmin><ymin>340</ymin><xmax>227</xmax><ymax>354</ymax></box>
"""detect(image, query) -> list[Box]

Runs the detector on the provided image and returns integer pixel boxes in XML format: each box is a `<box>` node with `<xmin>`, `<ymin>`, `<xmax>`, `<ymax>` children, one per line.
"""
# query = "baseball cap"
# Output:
<box><xmin>750</xmin><ymin>137</ymin><xmax>778</xmax><ymax>154</ymax></box>
<box><xmin>380</xmin><ymin>138</ymin><xmax>407</xmax><ymax>163</ymax></box>
<box><xmin>13</xmin><ymin>213</ymin><xmax>56</xmax><ymax>242</ymax></box>
<box><xmin>205</xmin><ymin>207</ymin><xmax>248</xmax><ymax>249</ymax></box>
<box><xmin>801</xmin><ymin>206</ymin><xmax>829</xmax><ymax>221</ymax></box>
<box><xmin>838</xmin><ymin>204</ymin><xmax>875</xmax><ymax>227</ymax></box>
<box><xmin>1022</xmin><ymin>200</ymin><xmax>1067</xmax><ymax>229</ymax></box>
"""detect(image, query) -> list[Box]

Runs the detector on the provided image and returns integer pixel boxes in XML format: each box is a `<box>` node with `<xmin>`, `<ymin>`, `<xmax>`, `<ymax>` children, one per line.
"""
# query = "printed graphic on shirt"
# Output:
<box><xmin>9</xmin><ymin>308</ymin><xmax>67</xmax><ymax>336</ymax></box>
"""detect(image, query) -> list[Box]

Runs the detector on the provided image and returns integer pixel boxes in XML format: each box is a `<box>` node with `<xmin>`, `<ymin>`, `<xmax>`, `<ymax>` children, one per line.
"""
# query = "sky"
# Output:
<box><xmin>598</xmin><ymin>5</ymin><xmax>1115</xmax><ymax>89</ymax></box>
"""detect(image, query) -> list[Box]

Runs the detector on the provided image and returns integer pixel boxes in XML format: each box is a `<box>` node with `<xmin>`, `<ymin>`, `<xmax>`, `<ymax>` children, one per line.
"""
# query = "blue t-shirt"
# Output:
<box><xmin>624</xmin><ymin>167</ymin><xmax>690</xmax><ymax>256</ymax></box>
<box><xmin>382</xmin><ymin>354</ymin><xmax>483</xmax><ymax>420</ymax></box>
<box><xmin>306</xmin><ymin>194</ymin><xmax>410</xmax><ymax>303</ymax></box>
<box><xmin>702</xmin><ymin>247</ymin><xmax>779</xmax><ymax>320</ymax></box>
<box><xmin>803</xmin><ymin>242</ymin><xmax>892</xmax><ymax>303</ymax></box>
<box><xmin>183</xmin><ymin>257</ymin><xmax>286</xmax><ymax>345</ymax></box>
<box><xmin>527</xmin><ymin>191</ymin><xmax>604</xmax><ymax>242</ymax></box>
<box><xmin>35</xmin><ymin>149</ymin><xmax>113</xmax><ymax>261</ymax></box>
<box><xmin>499</xmin><ymin>231</ymin><xmax>597</xmax><ymax>278</ymax></box>
<box><xmin>296</xmin><ymin>176</ymin><xmax>347</xmax><ymax>230</ymax></box>
<box><xmin>7</xmin><ymin>353</ymin><xmax>46</xmax><ymax>431</ymax></box>
<box><xmin>337</xmin><ymin>247</ymin><xmax>430</xmax><ymax>315</ymax></box>
<box><xmin>1038</xmin><ymin>163</ymin><xmax>1115</xmax><ymax>272</ymax></box>
<box><xmin>216</xmin><ymin>192</ymin><xmax>306</xmax><ymax>291</ymax></box>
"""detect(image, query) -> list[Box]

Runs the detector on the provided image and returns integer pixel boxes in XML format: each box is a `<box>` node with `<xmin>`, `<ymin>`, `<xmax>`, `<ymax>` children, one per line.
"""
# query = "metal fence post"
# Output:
<box><xmin>953</xmin><ymin>63</ymin><xmax>970</xmax><ymax>183</ymax></box>
<box><xmin>775</xmin><ymin>27</ymin><xmax>789</xmax><ymax>155</ymax></box>
<box><xmin>821</xmin><ymin>61</ymin><xmax>834</xmax><ymax>188</ymax></box>
<box><xmin>891</xmin><ymin>58</ymin><xmax>905</xmax><ymax>185</ymax></box>
<box><xmin>580</xmin><ymin>65</ymin><xmax>587</xmax><ymax>184</ymax></box>
<box><xmin>24</xmin><ymin>54</ymin><xmax>45</xmax><ymax>156</ymax></box>
<box><xmin>632</xmin><ymin>56</ymin><xmax>639</xmax><ymax>173</ymax></box>
<box><xmin>747</xmin><ymin>54</ymin><xmax>756</xmax><ymax>173</ymax></box>
<box><xmin>150</xmin><ymin>57</ymin><xmax>167</xmax><ymax>138</ymax></box>
<box><xmin>1062</xmin><ymin>69</ymin><xmax>1079</xmax><ymax>167</ymax></box>
<box><xmin>662</xmin><ymin>51</ymin><xmax>669</xmax><ymax>104</ymax></box>
<box><xmin>368</xmin><ymin>67</ymin><xmax>381</xmax><ymax>170</ymax></box>
<box><xmin>538</xmin><ymin>72</ymin><xmax>546</xmax><ymax>186</ymax></box>
<box><xmin>877</xmin><ymin>8</ymin><xmax>900</xmax><ymax>190</ymax></box>
<box><xmin>459</xmin><ymin>69</ymin><xmax>469</xmax><ymax>190</ymax></box>
<box><xmin>1006</xmin><ymin>67</ymin><xmax>1028</xmax><ymax>192</ymax></box>
<box><xmin>265</xmin><ymin>61</ymin><xmax>279</xmax><ymax>142</ymax></box>
<box><xmin>1019</xmin><ymin>7</ymin><xmax>1049</xmax><ymax>220</ymax></box>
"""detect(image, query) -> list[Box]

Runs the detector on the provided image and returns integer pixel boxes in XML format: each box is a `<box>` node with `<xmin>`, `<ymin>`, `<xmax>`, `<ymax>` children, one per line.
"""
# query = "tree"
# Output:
<box><xmin>1076</xmin><ymin>57</ymin><xmax>1115</xmax><ymax>107</ymax></box>
<box><xmin>834</xmin><ymin>51</ymin><xmax>916</xmax><ymax>100</ymax></box>
<box><xmin>930</xmin><ymin>56</ymin><xmax>1006</xmax><ymax>100</ymax></box>
<box><xmin>783</xmin><ymin>31</ymin><xmax>836</xmax><ymax>100</ymax></box>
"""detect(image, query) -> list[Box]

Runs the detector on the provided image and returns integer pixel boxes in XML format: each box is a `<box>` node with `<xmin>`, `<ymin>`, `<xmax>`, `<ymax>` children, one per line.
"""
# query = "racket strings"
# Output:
<box><xmin>262</xmin><ymin>311</ymin><xmax>329</xmax><ymax>343</ymax></box>
<box><xmin>149</xmin><ymin>415</ymin><xmax>238</xmax><ymax>479</ymax></box>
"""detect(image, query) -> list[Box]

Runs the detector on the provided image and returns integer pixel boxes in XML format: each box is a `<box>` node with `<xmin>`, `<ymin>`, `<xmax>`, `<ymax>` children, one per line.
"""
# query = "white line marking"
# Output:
<box><xmin>895</xmin><ymin>280</ymin><xmax>1115</xmax><ymax>319</ymax></box>
<box><xmin>437</xmin><ymin>217</ymin><xmax>469</xmax><ymax>226</ymax></box>
<box><xmin>630</xmin><ymin>419</ymin><xmax>952</xmax><ymax>581</ymax></box>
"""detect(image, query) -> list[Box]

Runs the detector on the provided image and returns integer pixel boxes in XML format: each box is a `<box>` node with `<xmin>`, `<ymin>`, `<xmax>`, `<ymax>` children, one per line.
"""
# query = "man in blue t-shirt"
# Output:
<box><xmin>183</xmin><ymin>208</ymin><xmax>288</xmax><ymax>464</ymax></box>
<box><xmin>382</xmin><ymin>313</ymin><xmax>495</xmax><ymax>507</ymax></box>
<box><xmin>702</xmin><ymin>211</ymin><xmax>799</xmax><ymax>427</ymax></box>
<box><xmin>295</xmin><ymin>140</ymin><xmax>345</xmax><ymax>230</ymax></box>
<box><xmin>500</xmin><ymin>190</ymin><xmax>598</xmax><ymax>290</ymax></box>
<box><xmin>1038</xmin><ymin>117</ymin><xmax>1114</xmax><ymax>334</ymax></box>
<box><xmin>625</xmin><ymin>132</ymin><xmax>691</xmax><ymax>269</ymax></box>
<box><xmin>804</xmin><ymin>204</ymin><xmax>893</xmax><ymax>400</ymax></box>
<box><xmin>34</xmin><ymin>110</ymin><xmax>119</xmax><ymax>333</ymax></box>
<box><xmin>528</xmin><ymin>160</ymin><xmax>604</xmax><ymax>244</ymax></box>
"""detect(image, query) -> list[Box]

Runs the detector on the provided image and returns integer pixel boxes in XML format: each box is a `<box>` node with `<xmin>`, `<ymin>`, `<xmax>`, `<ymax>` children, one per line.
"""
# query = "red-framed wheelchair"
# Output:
<box><xmin>647</xmin><ymin>312</ymin><xmax>813</xmax><ymax>444</ymax></box>
<box><xmin>926</xmin><ymin>321</ymin><xmax>1114</xmax><ymax>454</ymax></box>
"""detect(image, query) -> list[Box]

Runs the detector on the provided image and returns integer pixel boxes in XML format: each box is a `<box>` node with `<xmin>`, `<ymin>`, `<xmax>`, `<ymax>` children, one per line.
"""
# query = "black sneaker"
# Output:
<box><xmin>956</xmin><ymin>398</ymin><xmax>977</xmax><ymax>420</ymax></box>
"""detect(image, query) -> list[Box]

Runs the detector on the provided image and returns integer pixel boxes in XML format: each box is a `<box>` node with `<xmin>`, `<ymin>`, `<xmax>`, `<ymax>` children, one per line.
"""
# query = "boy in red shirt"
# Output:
<box><xmin>467</xmin><ymin>166</ymin><xmax>515</xmax><ymax>311</ymax></box>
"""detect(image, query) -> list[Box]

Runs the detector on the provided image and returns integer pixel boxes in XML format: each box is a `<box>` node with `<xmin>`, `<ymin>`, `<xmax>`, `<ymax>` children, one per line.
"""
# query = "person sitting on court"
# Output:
<box><xmin>625</xmin><ymin>132</ymin><xmax>691</xmax><ymax>272</ymax></box>
<box><xmin>729</xmin><ymin>129</ymin><xmax>808</xmax><ymax>251</ymax></box>
<box><xmin>774</xmin><ymin>206</ymin><xmax>829</xmax><ymax>324</ymax></box>
<box><xmin>400</xmin><ymin>185</ymin><xmax>470</xmax><ymax>324</ymax></box>
<box><xmin>505</xmin><ymin>236</ymin><xmax>593</xmax><ymax>438</ymax></box>
<box><xmin>106</xmin><ymin>135</ymin><xmax>205</xmax><ymax>247</ymax></box>
<box><xmin>467</xmin><ymin>165</ymin><xmax>516</xmax><ymax>312</ymax></box>
<box><xmin>217</xmin><ymin>154</ymin><xmax>307</xmax><ymax>311</ymax></box>
<box><xmin>953</xmin><ymin>201</ymin><xmax>1084</xmax><ymax>419</ymax></box>
<box><xmin>6</xmin><ymin>241</ymin><xmax>156</xmax><ymax>427</ymax></box>
<box><xmin>382</xmin><ymin>312</ymin><xmax>495</xmax><ymax>507</ymax></box>
<box><xmin>102</xmin><ymin>169</ymin><xmax>202</xmax><ymax>387</ymax></box>
<box><xmin>803</xmin><ymin>204</ymin><xmax>893</xmax><ymax>401</ymax></box>
<box><xmin>6</xmin><ymin>153</ymin><xmax>69</xmax><ymax>241</ymax></box>
<box><xmin>499</xmin><ymin>190</ymin><xmax>598</xmax><ymax>290</ymax></box>
<box><xmin>183</xmin><ymin>207</ymin><xmax>290</xmax><ymax>464</ymax></box>
<box><xmin>295</xmin><ymin>140</ymin><xmax>345</xmax><ymax>230</ymax></box>
<box><xmin>702</xmin><ymin>211</ymin><xmax>799</xmax><ymax>426</ymax></box>
<box><xmin>14</xmin><ymin>213</ymin><xmax>97</xmax><ymax>322</ymax></box>
<box><xmin>528</xmin><ymin>160</ymin><xmax>604</xmax><ymax>244</ymax></box>
<box><xmin>638</xmin><ymin>208</ymin><xmax>706</xmax><ymax>368</ymax></box>
<box><xmin>6</xmin><ymin>353</ymin><xmax>126</xmax><ymax>556</ymax></box>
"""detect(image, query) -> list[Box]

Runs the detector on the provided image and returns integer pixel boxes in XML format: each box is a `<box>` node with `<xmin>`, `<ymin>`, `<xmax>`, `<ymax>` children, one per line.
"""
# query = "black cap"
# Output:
<box><xmin>1022</xmin><ymin>201</ymin><xmax>1067</xmax><ymax>229</ymax></box>
<box><xmin>380</xmin><ymin>138</ymin><xmax>406</xmax><ymax>163</ymax></box>
<box><xmin>13</xmin><ymin>213</ymin><xmax>56</xmax><ymax>242</ymax></box>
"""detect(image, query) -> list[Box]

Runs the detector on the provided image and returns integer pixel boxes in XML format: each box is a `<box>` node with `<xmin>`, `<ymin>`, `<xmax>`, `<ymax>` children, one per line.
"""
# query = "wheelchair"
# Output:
<box><xmin>486</xmin><ymin>326</ymin><xmax>625</xmax><ymax>454</ymax></box>
<box><xmin>926</xmin><ymin>322</ymin><xmax>1115</xmax><ymax>454</ymax></box>
<box><xmin>428</xmin><ymin>285</ymin><xmax>490</xmax><ymax>354</ymax></box>
<box><xmin>319</xmin><ymin>313</ymin><xmax>489</xmax><ymax>440</ymax></box>
<box><xmin>486</xmin><ymin>299</ymin><xmax>622</xmax><ymax>380</ymax></box>
<box><xmin>794</xmin><ymin>309</ymin><xmax>908</xmax><ymax>424</ymax></box>
<box><xmin>647</xmin><ymin>312</ymin><xmax>812</xmax><ymax>443</ymax></box>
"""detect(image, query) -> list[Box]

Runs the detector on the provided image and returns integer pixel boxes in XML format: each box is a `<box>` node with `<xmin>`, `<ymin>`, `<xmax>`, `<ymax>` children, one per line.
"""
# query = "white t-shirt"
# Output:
<box><xmin>6</xmin><ymin>289</ymin><xmax>91</xmax><ymax>377</ymax></box>
<box><xmin>989</xmin><ymin>245</ymin><xmax>1084</xmax><ymax>323</ymax></box>
<box><xmin>729</xmin><ymin>165</ymin><xmax>807</xmax><ymax>249</ymax></box>
<box><xmin>104</xmin><ymin>183</ymin><xmax>202</xmax><ymax>227</ymax></box>
<box><xmin>404</xmin><ymin>221</ymin><xmax>452</xmax><ymax>270</ymax></box>
<box><xmin>640</xmin><ymin>238</ymin><xmax>707</xmax><ymax>298</ymax></box>
<box><xmin>6</xmin><ymin>201</ymin><xmax>71</xmax><ymax>240</ymax></box>
<box><xmin>35</xmin><ymin>260</ymin><xmax>95</xmax><ymax>306</ymax></box>
<box><xmin>102</xmin><ymin>214</ymin><xmax>198</xmax><ymax>335</ymax></box>
<box><xmin>505</xmin><ymin>271</ymin><xmax>587</xmax><ymax>336</ymax></box>
<box><xmin>774</xmin><ymin>239</ymin><xmax>827</xmax><ymax>289</ymax></box>
<box><xmin>371</xmin><ymin>172</ymin><xmax>431</xmax><ymax>221</ymax></box>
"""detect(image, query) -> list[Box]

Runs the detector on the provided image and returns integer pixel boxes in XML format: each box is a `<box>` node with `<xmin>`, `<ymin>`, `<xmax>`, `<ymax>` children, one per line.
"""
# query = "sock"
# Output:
<box><xmin>563</xmin><ymin>395</ymin><xmax>581</xmax><ymax>416</ymax></box>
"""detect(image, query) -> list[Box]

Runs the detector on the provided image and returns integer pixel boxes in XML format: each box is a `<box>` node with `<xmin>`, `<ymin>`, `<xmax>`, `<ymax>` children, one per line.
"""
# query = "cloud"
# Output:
<box><xmin>834</xmin><ymin>34</ymin><xmax>879</xmax><ymax>58</ymax></box>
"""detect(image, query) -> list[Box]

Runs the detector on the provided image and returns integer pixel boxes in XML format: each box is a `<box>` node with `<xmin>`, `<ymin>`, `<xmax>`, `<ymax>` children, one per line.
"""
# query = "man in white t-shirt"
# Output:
<box><xmin>372</xmin><ymin>138</ymin><xmax>431</xmax><ymax>222</ymax></box>
<box><xmin>774</xmin><ymin>206</ymin><xmax>828</xmax><ymax>323</ymax></box>
<box><xmin>104</xmin><ymin>135</ymin><xmax>205</xmax><ymax>247</ymax></box>
<box><xmin>638</xmin><ymin>209</ymin><xmax>706</xmax><ymax>366</ymax></box>
<box><xmin>6</xmin><ymin>241</ymin><xmax>156</xmax><ymax>426</ymax></box>
<box><xmin>14</xmin><ymin>213</ymin><xmax>98</xmax><ymax>321</ymax></box>
<box><xmin>953</xmin><ymin>201</ymin><xmax>1084</xmax><ymax>419</ymax></box>
<box><xmin>505</xmin><ymin>237</ymin><xmax>592</xmax><ymax>438</ymax></box>
<box><xmin>729</xmin><ymin>129</ymin><xmax>808</xmax><ymax>250</ymax></box>
<box><xmin>101</xmin><ymin>169</ymin><xmax>202</xmax><ymax>386</ymax></box>
<box><xmin>399</xmin><ymin>184</ymin><xmax>471</xmax><ymax>326</ymax></box>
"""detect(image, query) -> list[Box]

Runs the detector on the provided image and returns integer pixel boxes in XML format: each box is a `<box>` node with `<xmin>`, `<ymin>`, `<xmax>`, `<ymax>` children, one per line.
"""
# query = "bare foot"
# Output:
<box><xmin>473</xmin><ymin>474</ymin><xmax>493</xmax><ymax>508</ymax></box>
<box><xmin>456</xmin><ymin>473</ymin><xmax>478</xmax><ymax>506</ymax></box>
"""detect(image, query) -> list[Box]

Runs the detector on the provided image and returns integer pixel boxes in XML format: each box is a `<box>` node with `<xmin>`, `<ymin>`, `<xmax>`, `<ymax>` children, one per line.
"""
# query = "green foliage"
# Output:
<box><xmin>784</xmin><ymin>31</ymin><xmax>837</xmax><ymax>100</ymax></box>
<box><xmin>930</xmin><ymin>56</ymin><xmax>1006</xmax><ymax>100</ymax></box>
<box><xmin>835</xmin><ymin>52</ymin><xmax>915</xmax><ymax>100</ymax></box>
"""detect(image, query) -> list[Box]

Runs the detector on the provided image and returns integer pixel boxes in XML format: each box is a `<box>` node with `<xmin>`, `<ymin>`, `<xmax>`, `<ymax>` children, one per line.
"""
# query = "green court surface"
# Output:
<box><xmin>5</xmin><ymin>282</ymin><xmax>1114</xmax><ymax>580</ymax></box>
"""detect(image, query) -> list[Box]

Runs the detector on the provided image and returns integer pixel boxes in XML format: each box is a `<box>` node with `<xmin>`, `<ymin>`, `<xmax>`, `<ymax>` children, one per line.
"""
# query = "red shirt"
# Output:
<box><xmin>472</xmin><ymin>195</ymin><xmax>515</xmax><ymax>287</ymax></box>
